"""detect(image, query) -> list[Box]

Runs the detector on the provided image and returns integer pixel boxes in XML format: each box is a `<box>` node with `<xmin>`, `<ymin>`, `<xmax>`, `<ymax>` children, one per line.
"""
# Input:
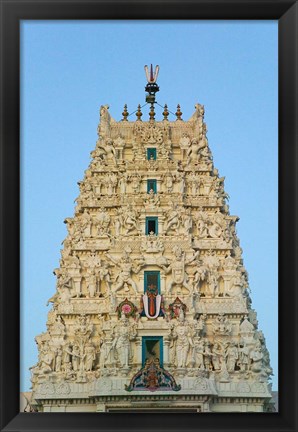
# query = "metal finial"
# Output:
<box><xmin>149</xmin><ymin>104</ymin><xmax>155</xmax><ymax>122</ymax></box>
<box><xmin>163</xmin><ymin>104</ymin><xmax>169</xmax><ymax>121</ymax></box>
<box><xmin>136</xmin><ymin>104</ymin><xmax>142</xmax><ymax>121</ymax></box>
<box><xmin>122</xmin><ymin>104</ymin><xmax>129</xmax><ymax>121</ymax></box>
<box><xmin>176</xmin><ymin>104</ymin><xmax>183</xmax><ymax>121</ymax></box>
<box><xmin>144</xmin><ymin>64</ymin><xmax>160</xmax><ymax>104</ymax></box>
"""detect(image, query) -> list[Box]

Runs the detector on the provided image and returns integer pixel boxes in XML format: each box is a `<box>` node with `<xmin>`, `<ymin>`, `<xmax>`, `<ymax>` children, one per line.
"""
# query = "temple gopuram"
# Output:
<box><xmin>30</xmin><ymin>66</ymin><xmax>274</xmax><ymax>413</ymax></box>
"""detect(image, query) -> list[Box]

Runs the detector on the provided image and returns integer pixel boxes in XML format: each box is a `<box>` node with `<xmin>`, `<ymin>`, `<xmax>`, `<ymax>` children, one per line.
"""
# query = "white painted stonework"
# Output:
<box><xmin>30</xmin><ymin>101</ymin><xmax>274</xmax><ymax>413</ymax></box>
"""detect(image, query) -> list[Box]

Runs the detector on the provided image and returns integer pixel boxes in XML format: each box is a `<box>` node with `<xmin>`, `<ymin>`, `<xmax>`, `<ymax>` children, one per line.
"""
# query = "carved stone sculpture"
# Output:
<box><xmin>213</xmin><ymin>313</ymin><xmax>232</xmax><ymax>335</ymax></box>
<box><xmin>94</xmin><ymin>208</ymin><xmax>111</xmax><ymax>235</ymax></box>
<box><xmin>164</xmin><ymin>202</ymin><xmax>180</xmax><ymax>233</ymax></box>
<box><xmin>226</xmin><ymin>342</ymin><xmax>239</xmax><ymax>372</ymax></box>
<box><xmin>122</xmin><ymin>204</ymin><xmax>140</xmax><ymax>235</ymax></box>
<box><xmin>31</xmin><ymin>86</ymin><xmax>273</xmax><ymax>413</ymax></box>
<box><xmin>162</xmin><ymin>246</ymin><xmax>199</xmax><ymax>294</ymax></box>
<box><xmin>111</xmin><ymin>313</ymin><xmax>137</xmax><ymax>368</ymax></box>
<box><xmin>106</xmin><ymin>250</ymin><xmax>144</xmax><ymax>294</ymax></box>
<box><xmin>170</xmin><ymin>310</ymin><xmax>193</xmax><ymax>369</ymax></box>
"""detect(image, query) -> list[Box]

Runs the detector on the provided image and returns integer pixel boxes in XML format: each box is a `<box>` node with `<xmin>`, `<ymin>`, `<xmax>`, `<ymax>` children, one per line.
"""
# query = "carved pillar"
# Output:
<box><xmin>241</xmin><ymin>404</ymin><xmax>248</xmax><ymax>413</ymax></box>
<box><xmin>140</xmin><ymin>177</ymin><xmax>146</xmax><ymax>193</ymax></box>
<box><xmin>202</xmin><ymin>401</ymin><xmax>211</xmax><ymax>412</ymax></box>
<box><xmin>90</xmin><ymin>219</ymin><xmax>97</xmax><ymax>238</ymax></box>
<box><xmin>189</xmin><ymin>335</ymin><xmax>198</xmax><ymax>368</ymax></box>
<box><xmin>133</xmin><ymin>336</ymin><xmax>142</xmax><ymax>367</ymax></box>
<box><xmin>139</xmin><ymin>272</ymin><xmax>144</xmax><ymax>294</ymax></box>
<box><xmin>105</xmin><ymin>339</ymin><xmax>114</xmax><ymax>367</ymax></box>
<box><xmin>157</xmin><ymin>179</ymin><xmax>161</xmax><ymax>194</ymax></box>
<box><xmin>115</xmin><ymin>147</ymin><xmax>124</xmax><ymax>161</ymax></box>
<box><xmin>96</xmin><ymin>403</ymin><xmax>106</xmax><ymax>412</ymax></box>
<box><xmin>158</xmin><ymin>215</ymin><xmax>165</xmax><ymax>235</ymax></box>
<box><xmin>72</xmin><ymin>277</ymin><xmax>82</xmax><ymax>297</ymax></box>
<box><xmin>160</xmin><ymin>273</ymin><xmax>166</xmax><ymax>295</ymax></box>
<box><xmin>94</xmin><ymin>183</ymin><xmax>102</xmax><ymax>196</ymax></box>
<box><xmin>163</xmin><ymin>337</ymin><xmax>170</xmax><ymax>368</ymax></box>
<box><xmin>139</xmin><ymin>215</ymin><xmax>146</xmax><ymax>236</ymax></box>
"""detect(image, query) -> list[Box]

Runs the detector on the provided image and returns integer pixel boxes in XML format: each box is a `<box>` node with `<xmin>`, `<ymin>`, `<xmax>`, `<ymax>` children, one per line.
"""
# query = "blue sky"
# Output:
<box><xmin>20</xmin><ymin>20</ymin><xmax>278</xmax><ymax>392</ymax></box>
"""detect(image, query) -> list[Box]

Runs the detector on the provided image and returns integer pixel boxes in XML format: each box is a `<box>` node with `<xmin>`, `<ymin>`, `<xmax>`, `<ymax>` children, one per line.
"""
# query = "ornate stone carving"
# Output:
<box><xmin>211</xmin><ymin>342</ymin><xmax>223</xmax><ymax>371</ymax></box>
<box><xmin>237</xmin><ymin>340</ymin><xmax>250</xmax><ymax>371</ymax></box>
<box><xmin>186</xmin><ymin>139</ymin><xmax>197</xmax><ymax>165</ymax></box>
<box><xmin>249</xmin><ymin>343</ymin><xmax>264</xmax><ymax>373</ymax></box>
<box><xmin>193</xmin><ymin>339</ymin><xmax>205</xmax><ymax>370</ymax></box>
<box><xmin>139</xmin><ymin>123</ymin><xmax>164</xmax><ymax>145</ymax></box>
<box><xmin>56</xmin><ymin>382</ymin><xmax>71</xmax><ymax>395</ymax></box>
<box><xmin>84</xmin><ymin>342</ymin><xmax>97</xmax><ymax>371</ymax></box>
<box><xmin>193</xmin><ymin>377</ymin><xmax>208</xmax><ymax>391</ymax></box>
<box><xmin>118</xmin><ymin>173</ymin><xmax>128</xmax><ymax>195</ymax></box>
<box><xmin>125</xmin><ymin>358</ymin><xmax>181</xmax><ymax>392</ymax></box>
<box><xmin>141</xmin><ymin>233</ymin><xmax>164</xmax><ymax>254</ymax></box>
<box><xmin>162</xmin><ymin>171</ymin><xmax>175</xmax><ymax>193</ymax></box>
<box><xmin>226</xmin><ymin>342</ymin><xmax>239</xmax><ymax>372</ymax></box>
<box><xmin>122</xmin><ymin>204</ymin><xmax>141</xmax><ymax>235</ymax></box>
<box><xmin>31</xmin><ymin>90</ymin><xmax>273</xmax><ymax>413</ymax></box>
<box><xmin>168</xmin><ymin>297</ymin><xmax>187</xmax><ymax>319</ymax></box>
<box><xmin>104</xmin><ymin>173</ymin><xmax>118</xmax><ymax>195</ymax></box>
<box><xmin>96</xmin><ymin>137</ymin><xmax>117</xmax><ymax>164</ymax></box>
<box><xmin>128</xmin><ymin>172</ymin><xmax>142</xmax><ymax>194</ymax></box>
<box><xmin>106</xmin><ymin>248</ymin><xmax>144</xmax><ymax>294</ymax></box>
<box><xmin>144</xmin><ymin>189</ymin><xmax>160</xmax><ymax>208</ymax></box>
<box><xmin>39</xmin><ymin>382</ymin><xmax>55</xmax><ymax>395</ymax></box>
<box><xmin>164</xmin><ymin>201</ymin><xmax>180</xmax><ymax>234</ymax></box>
<box><xmin>94</xmin><ymin>207</ymin><xmax>111</xmax><ymax>235</ymax></box>
<box><xmin>161</xmin><ymin>246</ymin><xmax>199</xmax><ymax>295</ymax></box>
<box><xmin>189</xmin><ymin>103</ymin><xmax>205</xmax><ymax>121</ymax></box>
<box><xmin>251</xmin><ymin>382</ymin><xmax>266</xmax><ymax>393</ymax></box>
<box><xmin>212</xmin><ymin>313</ymin><xmax>232</xmax><ymax>335</ymax></box>
<box><xmin>170</xmin><ymin>309</ymin><xmax>193</xmax><ymax>369</ymax></box>
<box><xmin>110</xmin><ymin>313</ymin><xmax>137</xmax><ymax>369</ymax></box>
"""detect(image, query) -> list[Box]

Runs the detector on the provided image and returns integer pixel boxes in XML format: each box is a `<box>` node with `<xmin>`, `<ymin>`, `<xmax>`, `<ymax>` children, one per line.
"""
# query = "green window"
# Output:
<box><xmin>147</xmin><ymin>148</ymin><xmax>157</xmax><ymax>160</ymax></box>
<box><xmin>142</xmin><ymin>336</ymin><xmax>163</xmax><ymax>367</ymax></box>
<box><xmin>146</xmin><ymin>217</ymin><xmax>158</xmax><ymax>235</ymax></box>
<box><xmin>144</xmin><ymin>271</ymin><xmax>160</xmax><ymax>294</ymax></box>
<box><xmin>147</xmin><ymin>179</ymin><xmax>157</xmax><ymax>193</ymax></box>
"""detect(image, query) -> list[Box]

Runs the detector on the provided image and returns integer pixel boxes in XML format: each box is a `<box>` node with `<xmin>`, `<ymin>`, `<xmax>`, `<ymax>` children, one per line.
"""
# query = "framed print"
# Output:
<box><xmin>1</xmin><ymin>1</ymin><xmax>297</xmax><ymax>432</ymax></box>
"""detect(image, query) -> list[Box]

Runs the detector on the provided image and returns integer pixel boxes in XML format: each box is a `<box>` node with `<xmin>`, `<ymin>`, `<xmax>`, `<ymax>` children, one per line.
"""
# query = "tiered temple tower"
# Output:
<box><xmin>30</xmin><ymin>66</ymin><xmax>274</xmax><ymax>413</ymax></box>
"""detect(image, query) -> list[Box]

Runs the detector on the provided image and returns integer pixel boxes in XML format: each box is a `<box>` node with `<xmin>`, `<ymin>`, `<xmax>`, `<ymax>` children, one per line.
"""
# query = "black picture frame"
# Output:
<box><xmin>1</xmin><ymin>1</ymin><xmax>297</xmax><ymax>431</ymax></box>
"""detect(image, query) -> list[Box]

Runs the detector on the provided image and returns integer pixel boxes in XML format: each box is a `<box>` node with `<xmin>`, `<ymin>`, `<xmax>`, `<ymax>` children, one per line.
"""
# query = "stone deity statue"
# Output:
<box><xmin>106</xmin><ymin>250</ymin><xmax>144</xmax><ymax>294</ymax></box>
<box><xmin>111</xmin><ymin>313</ymin><xmax>137</xmax><ymax>368</ymax></box>
<box><xmin>171</xmin><ymin>310</ymin><xmax>193</xmax><ymax>368</ymax></box>
<box><xmin>162</xmin><ymin>246</ymin><xmax>199</xmax><ymax>294</ymax></box>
